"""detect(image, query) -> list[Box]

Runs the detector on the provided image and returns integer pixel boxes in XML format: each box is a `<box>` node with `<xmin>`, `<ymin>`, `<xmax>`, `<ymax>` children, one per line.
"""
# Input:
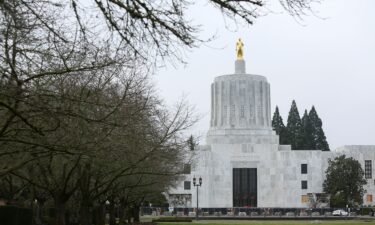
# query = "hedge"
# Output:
<box><xmin>0</xmin><ymin>206</ymin><xmax>32</xmax><ymax>225</ymax></box>
<box><xmin>152</xmin><ymin>217</ymin><xmax>192</xmax><ymax>222</ymax></box>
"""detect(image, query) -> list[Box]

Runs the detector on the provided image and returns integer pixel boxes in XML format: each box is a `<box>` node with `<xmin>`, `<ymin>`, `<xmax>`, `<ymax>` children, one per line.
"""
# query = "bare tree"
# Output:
<box><xmin>0</xmin><ymin>0</ymin><xmax>142</xmax><ymax>175</ymax></box>
<box><xmin>1</xmin><ymin>0</ymin><xmax>319</xmax><ymax>60</ymax></box>
<box><xmin>5</xmin><ymin>66</ymin><xmax>196</xmax><ymax>225</ymax></box>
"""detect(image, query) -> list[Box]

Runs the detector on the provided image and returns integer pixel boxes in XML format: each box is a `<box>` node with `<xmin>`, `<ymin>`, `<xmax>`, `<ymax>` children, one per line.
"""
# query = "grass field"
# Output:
<box><xmin>156</xmin><ymin>220</ymin><xmax>375</xmax><ymax>225</ymax></box>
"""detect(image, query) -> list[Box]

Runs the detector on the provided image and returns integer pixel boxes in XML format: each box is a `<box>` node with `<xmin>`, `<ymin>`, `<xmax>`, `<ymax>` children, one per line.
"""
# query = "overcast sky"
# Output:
<box><xmin>154</xmin><ymin>0</ymin><xmax>375</xmax><ymax>149</ymax></box>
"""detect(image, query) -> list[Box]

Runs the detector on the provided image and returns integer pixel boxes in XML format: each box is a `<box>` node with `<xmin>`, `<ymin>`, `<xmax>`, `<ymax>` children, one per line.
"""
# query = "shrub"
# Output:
<box><xmin>152</xmin><ymin>217</ymin><xmax>192</xmax><ymax>222</ymax></box>
<box><xmin>0</xmin><ymin>206</ymin><xmax>19</xmax><ymax>225</ymax></box>
<box><xmin>361</xmin><ymin>208</ymin><xmax>374</xmax><ymax>216</ymax></box>
<box><xmin>0</xmin><ymin>206</ymin><xmax>32</xmax><ymax>225</ymax></box>
<box><xmin>18</xmin><ymin>207</ymin><xmax>33</xmax><ymax>225</ymax></box>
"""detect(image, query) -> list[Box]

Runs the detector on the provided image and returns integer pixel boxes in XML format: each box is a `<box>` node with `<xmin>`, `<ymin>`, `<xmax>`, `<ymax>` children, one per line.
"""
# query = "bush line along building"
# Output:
<box><xmin>167</xmin><ymin>40</ymin><xmax>375</xmax><ymax>208</ymax></box>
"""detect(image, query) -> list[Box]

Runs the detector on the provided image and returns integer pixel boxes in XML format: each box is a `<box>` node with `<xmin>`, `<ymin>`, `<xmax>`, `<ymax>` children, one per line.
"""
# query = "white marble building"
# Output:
<box><xmin>167</xmin><ymin>54</ymin><xmax>375</xmax><ymax>209</ymax></box>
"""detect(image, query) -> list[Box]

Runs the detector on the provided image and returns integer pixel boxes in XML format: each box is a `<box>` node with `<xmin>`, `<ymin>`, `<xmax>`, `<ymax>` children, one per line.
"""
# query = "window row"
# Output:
<box><xmin>365</xmin><ymin>160</ymin><xmax>372</xmax><ymax>179</ymax></box>
<box><xmin>185</xmin><ymin>180</ymin><xmax>309</xmax><ymax>190</ymax></box>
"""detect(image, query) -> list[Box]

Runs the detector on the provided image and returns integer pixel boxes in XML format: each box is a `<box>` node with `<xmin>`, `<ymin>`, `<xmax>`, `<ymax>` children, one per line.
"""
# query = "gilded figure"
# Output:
<box><xmin>236</xmin><ymin>38</ymin><xmax>244</xmax><ymax>60</ymax></box>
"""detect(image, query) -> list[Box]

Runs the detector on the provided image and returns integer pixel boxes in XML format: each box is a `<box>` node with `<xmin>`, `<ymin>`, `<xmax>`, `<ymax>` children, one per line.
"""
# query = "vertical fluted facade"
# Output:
<box><xmin>209</xmin><ymin>59</ymin><xmax>272</xmax><ymax>131</ymax></box>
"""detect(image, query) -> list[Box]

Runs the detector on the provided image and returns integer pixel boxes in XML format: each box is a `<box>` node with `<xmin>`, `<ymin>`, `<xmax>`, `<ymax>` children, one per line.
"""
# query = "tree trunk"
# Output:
<box><xmin>133</xmin><ymin>205</ymin><xmax>140</xmax><ymax>222</ymax></box>
<box><xmin>80</xmin><ymin>203</ymin><xmax>91</xmax><ymax>225</ymax></box>
<box><xmin>109</xmin><ymin>200</ymin><xmax>116</xmax><ymax>225</ymax></box>
<box><xmin>55</xmin><ymin>199</ymin><xmax>66</xmax><ymax>225</ymax></box>
<box><xmin>126</xmin><ymin>206</ymin><xmax>132</xmax><ymax>224</ymax></box>
<box><xmin>118</xmin><ymin>201</ymin><xmax>126</xmax><ymax>224</ymax></box>
<box><xmin>35</xmin><ymin>201</ymin><xmax>46</xmax><ymax>225</ymax></box>
<box><xmin>94</xmin><ymin>204</ymin><xmax>105</xmax><ymax>225</ymax></box>
<box><xmin>33</xmin><ymin>202</ymin><xmax>41</xmax><ymax>225</ymax></box>
<box><xmin>79</xmin><ymin>165</ymin><xmax>92</xmax><ymax>225</ymax></box>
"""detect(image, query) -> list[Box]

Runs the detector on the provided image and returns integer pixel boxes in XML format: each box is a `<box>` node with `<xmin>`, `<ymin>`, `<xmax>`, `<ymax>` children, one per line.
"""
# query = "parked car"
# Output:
<box><xmin>332</xmin><ymin>209</ymin><xmax>348</xmax><ymax>216</ymax></box>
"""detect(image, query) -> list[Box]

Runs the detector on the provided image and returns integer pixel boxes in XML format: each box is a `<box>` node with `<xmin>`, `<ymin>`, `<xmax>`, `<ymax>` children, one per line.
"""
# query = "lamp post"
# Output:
<box><xmin>193</xmin><ymin>176</ymin><xmax>202</xmax><ymax>220</ymax></box>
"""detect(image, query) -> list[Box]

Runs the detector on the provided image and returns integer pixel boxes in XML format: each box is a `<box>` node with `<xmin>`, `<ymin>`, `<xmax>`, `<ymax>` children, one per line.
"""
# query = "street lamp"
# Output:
<box><xmin>193</xmin><ymin>176</ymin><xmax>202</xmax><ymax>220</ymax></box>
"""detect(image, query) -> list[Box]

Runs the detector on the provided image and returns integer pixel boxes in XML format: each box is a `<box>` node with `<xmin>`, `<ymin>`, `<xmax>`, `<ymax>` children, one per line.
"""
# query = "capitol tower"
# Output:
<box><xmin>199</xmin><ymin>39</ymin><xmax>282</xmax><ymax>208</ymax></box>
<box><xmin>206</xmin><ymin>38</ymin><xmax>279</xmax><ymax>145</ymax></box>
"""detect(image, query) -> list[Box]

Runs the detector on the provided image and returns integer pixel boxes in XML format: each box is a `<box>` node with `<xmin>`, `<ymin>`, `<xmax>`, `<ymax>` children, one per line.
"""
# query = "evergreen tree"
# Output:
<box><xmin>309</xmin><ymin>106</ymin><xmax>330</xmax><ymax>151</ymax></box>
<box><xmin>301</xmin><ymin>110</ymin><xmax>314</xmax><ymax>150</ymax></box>
<box><xmin>187</xmin><ymin>135</ymin><xmax>198</xmax><ymax>151</ymax></box>
<box><xmin>272</xmin><ymin>106</ymin><xmax>288</xmax><ymax>145</ymax></box>
<box><xmin>286</xmin><ymin>100</ymin><xmax>304</xmax><ymax>150</ymax></box>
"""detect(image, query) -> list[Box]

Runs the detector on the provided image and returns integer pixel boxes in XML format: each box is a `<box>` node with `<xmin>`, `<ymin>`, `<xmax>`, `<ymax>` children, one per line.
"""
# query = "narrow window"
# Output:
<box><xmin>301</xmin><ymin>180</ymin><xmax>308</xmax><ymax>189</ymax></box>
<box><xmin>365</xmin><ymin>160</ymin><xmax>372</xmax><ymax>179</ymax></box>
<box><xmin>184</xmin><ymin>181</ymin><xmax>191</xmax><ymax>190</ymax></box>
<box><xmin>240</xmin><ymin>105</ymin><xmax>245</xmax><ymax>118</ymax></box>
<box><xmin>183</xmin><ymin>164</ymin><xmax>191</xmax><ymax>174</ymax></box>
<box><xmin>301</xmin><ymin>164</ymin><xmax>308</xmax><ymax>174</ymax></box>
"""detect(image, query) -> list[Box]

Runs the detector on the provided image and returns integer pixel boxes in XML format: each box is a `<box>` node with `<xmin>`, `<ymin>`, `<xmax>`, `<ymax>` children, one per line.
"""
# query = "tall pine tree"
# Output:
<box><xmin>301</xmin><ymin>110</ymin><xmax>314</xmax><ymax>150</ymax></box>
<box><xmin>309</xmin><ymin>106</ymin><xmax>330</xmax><ymax>151</ymax></box>
<box><xmin>286</xmin><ymin>100</ymin><xmax>304</xmax><ymax>150</ymax></box>
<box><xmin>272</xmin><ymin>106</ymin><xmax>288</xmax><ymax>145</ymax></box>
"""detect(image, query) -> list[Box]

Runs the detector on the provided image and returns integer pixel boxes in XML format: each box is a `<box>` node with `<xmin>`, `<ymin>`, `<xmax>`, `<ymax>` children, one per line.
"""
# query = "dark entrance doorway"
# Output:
<box><xmin>233</xmin><ymin>168</ymin><xmax>257</xmax><ymax>207</ymax></box>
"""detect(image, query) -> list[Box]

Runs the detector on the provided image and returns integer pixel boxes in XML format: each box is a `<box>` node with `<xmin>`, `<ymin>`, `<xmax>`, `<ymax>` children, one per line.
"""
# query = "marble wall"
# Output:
<box><xmin>169</xmin><ymin>145</ymin><xmax>375</xmax><ymax>208</ymax></box>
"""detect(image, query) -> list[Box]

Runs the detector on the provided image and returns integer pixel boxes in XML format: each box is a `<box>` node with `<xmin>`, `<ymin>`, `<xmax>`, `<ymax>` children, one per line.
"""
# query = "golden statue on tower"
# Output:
<box><xmin>236</xmin><ymin>38</ymin><xmax>244</xmax><ymax>60</ymax></box>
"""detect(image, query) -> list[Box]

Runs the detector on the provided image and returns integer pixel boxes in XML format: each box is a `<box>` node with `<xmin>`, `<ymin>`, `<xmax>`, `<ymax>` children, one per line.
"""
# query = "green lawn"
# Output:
<box><xmin>156</xmin><ymin>220</ymin><xmax>375</xmax><ymax>225</ymax></box>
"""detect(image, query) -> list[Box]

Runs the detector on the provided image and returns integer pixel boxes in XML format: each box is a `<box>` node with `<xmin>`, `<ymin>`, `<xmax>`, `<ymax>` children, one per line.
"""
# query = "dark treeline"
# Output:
<box><xmin>0</xmin><ymin>1</ymin><xmax>198</xmax><ymax>225</ymax></box>
<box><xmin>272</xmin><ymin>100</ymin><xmax>330</xmax><ymax>151</ymax></box>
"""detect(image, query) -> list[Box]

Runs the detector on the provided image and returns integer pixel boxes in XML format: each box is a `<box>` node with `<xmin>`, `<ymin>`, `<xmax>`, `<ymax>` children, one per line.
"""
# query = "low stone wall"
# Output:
<box><xmin>141</xmin><ymin>207</ymin><xmax>372</xmax><ymax>218</ymax></box>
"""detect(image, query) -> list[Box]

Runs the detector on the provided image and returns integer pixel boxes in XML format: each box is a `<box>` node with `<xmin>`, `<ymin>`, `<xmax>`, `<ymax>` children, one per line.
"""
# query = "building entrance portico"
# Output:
<box><xmin>233</xmin><ymin>168</ymin><xmax>257</xmax><ymax>207</ymax></box>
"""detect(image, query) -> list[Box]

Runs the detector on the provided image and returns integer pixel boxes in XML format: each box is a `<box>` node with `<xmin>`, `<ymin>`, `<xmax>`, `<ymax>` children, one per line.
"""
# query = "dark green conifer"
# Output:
<box><xmin>272</xmin><ymin>106</ymin><xmax>288</xmax><ymax>145</ymax></box>
<box><xmin>301</xmin><ymin>109</ymin><xmax>314</xmax><ymax>150</ymax></box>
<box><xmin>286</xmin><ymin>100</ymin><xmax>304</xmax><ymax>150</ymax></box>
<box><xmin>309</xmin><ymin>106</ymin><xmax>330</xmax><ymax>151</ymax></box>
<box><xmin>187</xmin><ymin>135</ymin><xmax>198</xmax><ymax>151</ymax></box>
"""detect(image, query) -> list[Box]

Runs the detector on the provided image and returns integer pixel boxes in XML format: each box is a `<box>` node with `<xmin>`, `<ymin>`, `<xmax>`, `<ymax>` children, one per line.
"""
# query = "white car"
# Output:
<box><xmin>332</xmin><ymin>209</ymin><xmax>349</xmax><ymax>216</ymax></box>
